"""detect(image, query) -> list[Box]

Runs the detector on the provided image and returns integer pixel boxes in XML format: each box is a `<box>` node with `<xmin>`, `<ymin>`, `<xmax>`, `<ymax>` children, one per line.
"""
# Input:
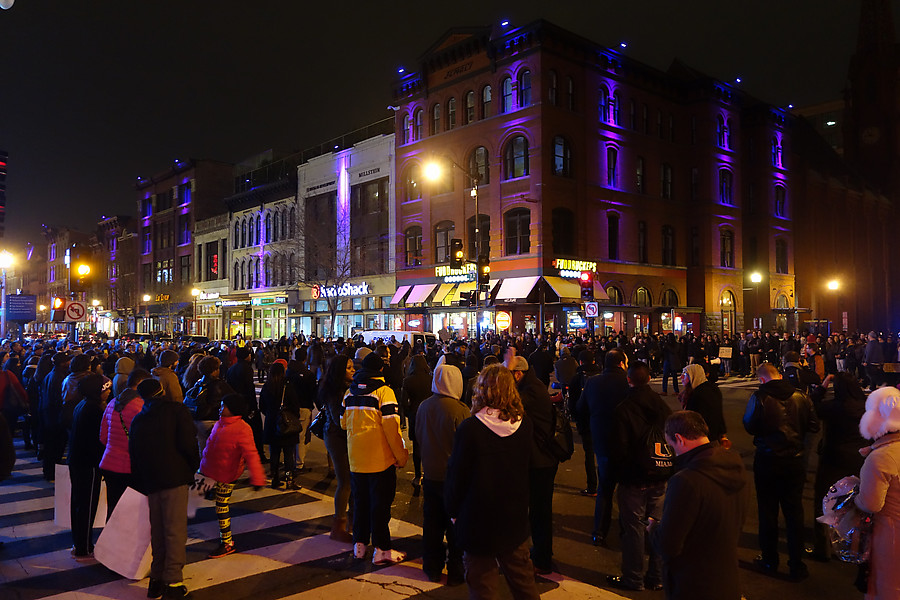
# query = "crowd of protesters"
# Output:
<box><xmin>1</xmin><ymin>324</ymin><xmax>900</xmax><ymax>599</ymax></box>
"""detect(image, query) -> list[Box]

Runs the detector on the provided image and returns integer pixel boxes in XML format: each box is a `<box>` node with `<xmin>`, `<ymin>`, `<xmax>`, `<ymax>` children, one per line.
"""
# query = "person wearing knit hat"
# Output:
<box><xmin>354</xmin><ymin>346</ymin><xmax>373</xmax><ymax>370</ymax></box>
<box><xmin>152</xmin><ymin>349</ymin><xmax>183</xmax><ymax>405</ymax></box>
<box><xmin>67</xmin><ymin>372</ymin><xmax>113</xmax><ymax>562</ymax></box>
<box><xmin>857</xmin><ymin>386</ymin><xmax>900</xmax><ymax>597</ymax></box>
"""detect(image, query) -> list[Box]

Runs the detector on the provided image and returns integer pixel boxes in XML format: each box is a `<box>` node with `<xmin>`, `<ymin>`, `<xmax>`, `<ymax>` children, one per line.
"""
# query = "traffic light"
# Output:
<box><xmin>51</xmin><ymin>297</ymin><xmax>66</xmax><ymax>321</ymax></box>
<box><xmin>450</xmin><ymin>238</ymin><xmax>464</xmax><ymax>269</ymax></box>
<box><xmin>70</xmin><ymin>243</ymin><xmax>93</xmax><ymax>293</ymax></box>
<box><xmin>477</xmin><ymin>255</ymin><xmax>490</xmax><ymax>285</ymax></box>
<box><xmin>580</xmin><ymin>271</ymin><xmax>594</xmax><ymax>300</ymax></box>
<box><xmin>458</xmin><ymin>291</ymin><xmax>472</xmax><ymax>307</ymax></box>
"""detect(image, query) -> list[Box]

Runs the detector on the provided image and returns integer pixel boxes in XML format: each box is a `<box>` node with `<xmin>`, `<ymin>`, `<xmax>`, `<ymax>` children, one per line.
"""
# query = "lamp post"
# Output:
<box><xmin>827</xmin><ymin>279</ymin><xmax>839</xmax><ymax>334</ymax></box>
<box><xmin>750</xmin><ymin>272</ymin><xmax>762</xmax><ymax>330</ymax></box>
<box><xmin>0</xmin><ymin>250</ymin><xmax>14</xmax><ymax>340</ymax></box>
<box><xmin>424</xmin><ymin>158</ymin><xmax>483</xmax><ymax>340</ymax></box>
<box><xmin>191</xmin><ymin>288</ymin><xmax>200</xmax><ymax>335</ymax></box>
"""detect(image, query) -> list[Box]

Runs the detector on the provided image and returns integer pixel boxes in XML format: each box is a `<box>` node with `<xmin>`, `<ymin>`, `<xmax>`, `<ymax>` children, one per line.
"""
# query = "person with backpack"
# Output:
<box><xmin>184</xmin><ymin>356</ymin><xmax>234</xmax><ymax>456</ymax></box>
<box><xmin>607</xmin><ymin>361</ymin><xmax>672</xmax><ymax>592</ymax></box>
<box><xmin>259</xmin><ymin>360</ymin><xmax>301</xmax><ymax>490</ymax></box>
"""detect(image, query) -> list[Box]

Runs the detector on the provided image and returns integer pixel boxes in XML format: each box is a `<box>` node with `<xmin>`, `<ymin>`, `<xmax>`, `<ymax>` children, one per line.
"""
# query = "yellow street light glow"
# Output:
<box><xmin>827</xmin><ymin>280</ymin><xmax>839</xmax><ymax>290</ymax></box>
<box><xmin>77</xmin><ymin>264</ymin><xmax>91</xmax><ymax>276</ymax></box>
<box><xmin>92</xmin><ymin>299</ymin><xmax>100</xmax><ymax>306</ymax></box>
<box><xmin>423</xmin><ymin>161</ymin><xmax>443</xmax><ymax>181</ymax></box>
<box><xmin>39</xmin><ymin>304</ymin><xmax>47</xmax><ymax>311</ymax></box>
<box><xmin>191</xmin><ymin>288</ymin><xmax>201</xmax><ymax>296</ymax></box>
<box><xmin>750</xmin><ymin>272</ymin><xmax>762</xmax><ymax>283</ymax></box>
<box><xmin>142</xmin><ymin>294</ymin><xmax>151</xmax><ymax>302</ymax></box>
<box><xmin>0</xmin><ymin>250</ymin><xmax>13</xmax><ymax>270</ymax></box>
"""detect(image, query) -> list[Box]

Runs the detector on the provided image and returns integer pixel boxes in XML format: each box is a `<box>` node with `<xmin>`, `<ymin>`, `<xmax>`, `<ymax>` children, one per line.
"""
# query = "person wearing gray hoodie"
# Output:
<box><xmin>112</xmin><ymin>356</ymin><xmax>135</xmax><ymax>398</ymax></box>
<box><xmin>415</xmin><ymin>363</ymin><xmax>469</xmax><ymax>585</ymax></box>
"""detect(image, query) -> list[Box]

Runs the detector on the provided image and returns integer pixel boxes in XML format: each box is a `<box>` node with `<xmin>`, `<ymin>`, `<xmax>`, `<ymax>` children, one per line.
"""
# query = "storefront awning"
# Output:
<box><xmin>405</xmin><ymin>283</ymin><xmax>438</xmax><ymax>304</ymax></box>
<box><xmin>433</xmin><ymin>283</ymin><xmax>456</xmax><ymax>304</ymax></box>
<box><xmin>450</xmin><ymin>281</ymin><xmax>476</xmax><ymax>303</ymax></box>
<box><xmin>543</xmin><ymin>276</ymin><xmax>582</xmax><ymax>300</ymax></box>
<box><xmin>390</xmin><ymin>285</ymin><xmax>412</xmax><ymax>306</ymax></box>
<box><xmin>495</xmin><ymin>276</ymin><xmax>541</xmax><ymax>302</ymax></box>
<box><xmin>592</xmin><ymin>282</ymin><xmax>610</xmax><ymax>301</ymax></box>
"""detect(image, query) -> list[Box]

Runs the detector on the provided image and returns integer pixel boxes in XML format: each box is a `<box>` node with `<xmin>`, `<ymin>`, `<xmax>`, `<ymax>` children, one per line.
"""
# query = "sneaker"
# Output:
<box><xmin>162</xmin><ymin>583</ymin><xmax>191</xmax><ymax>599</ymax></box>
<box><xmin>147</xmin><ymin>578</ymin><xmax>163</xmax><ymax>599</ymax></box>
<box><xmin>208</xmin><ymin>542</ymin><xmax>235</xmax><ymax>558</ymax></box>
<box><xmin>353</xmin><ymin>542</ymin><xmax>368</xmax><ymax>559</ymax></box>
<box><xmin>73</xmin><ymin>552</ymin><xmax>97</xmax><ymax>564</ymax></box>
<box><xmin>373</xmin><ymin>548</ymin><xmax>406</xmax><ymax>565</ymax></box>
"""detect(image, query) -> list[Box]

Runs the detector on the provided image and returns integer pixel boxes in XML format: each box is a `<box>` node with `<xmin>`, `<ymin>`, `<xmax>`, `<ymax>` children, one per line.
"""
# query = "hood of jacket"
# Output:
<box><xmin>475</xmin><ymin>407</ymin><xmax>522</xmax><ymax>437</ymax></box>
<box><xmin>431</xmin><ymin>363</ymin><xmax>463</xmax><ymax>400</ymax></box>
<box><xmin>114</xmin><ymin>388</ymin><xmax>141</xmax><ymax>411</ymax></box>
<box><xmin>115</xmin><ymin>356</ymin><xmax>135</xmax><ymax>375</ymax></box>
<box><xmin>349</xmin><ymin>369</ymin><xmax>387</xmax><ymax>396</ymax></box>
<box><xmin>759</xmin><ymin>378</ymin><xmax>797</xmax><ymax>401</ymax></box>
<box><xmin>676</xmin><ymin>442</ymin><xmax>746</xmax><ymax>494</ymax></box>
<box><xmin>683</xmin><ymin>363</ymin><xmax>707</xmax><ymax>388</ymax></box>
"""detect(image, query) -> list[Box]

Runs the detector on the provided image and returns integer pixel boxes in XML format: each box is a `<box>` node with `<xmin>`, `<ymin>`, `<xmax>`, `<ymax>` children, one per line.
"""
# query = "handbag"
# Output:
<box><xmin>276</xmin><ymin>384</ymin><xmax>302</xmax><ymax>436</ymax></box>
<box><xmin>308</xmin><ymin>409</ymin><xmax>326</xmax><ymax>439</ymax></box>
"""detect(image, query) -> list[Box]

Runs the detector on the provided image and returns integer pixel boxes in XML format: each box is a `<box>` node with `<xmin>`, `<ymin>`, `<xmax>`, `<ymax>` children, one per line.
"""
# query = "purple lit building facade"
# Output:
<box><xmin>391</xmin><ymin>21</ymin><xmax>796</xmax><ymax>337</ymax></box>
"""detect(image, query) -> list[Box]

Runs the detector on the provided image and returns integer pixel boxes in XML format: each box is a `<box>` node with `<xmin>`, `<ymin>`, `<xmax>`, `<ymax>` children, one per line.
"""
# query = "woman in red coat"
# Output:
<box><xmin>199</xmin><ymin>393</ymin><xmax>266</xmax><ymax>558</ymax></box>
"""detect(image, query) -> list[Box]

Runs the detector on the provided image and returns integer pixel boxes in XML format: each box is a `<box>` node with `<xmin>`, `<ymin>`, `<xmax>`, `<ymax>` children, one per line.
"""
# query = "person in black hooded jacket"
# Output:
<box><xmin>568</xmin><ymin>350</ymin><xmax>601</xmax><ymax>496</ymax></box>
<box><xmin>742</xmin><ymin>362</ymin><xmax>819</xmax><ymax>579</ymax></box>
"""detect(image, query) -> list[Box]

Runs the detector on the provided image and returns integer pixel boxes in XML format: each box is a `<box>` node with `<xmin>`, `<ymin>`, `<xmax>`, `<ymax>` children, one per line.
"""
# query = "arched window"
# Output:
<box><xmin>464</xmin><ymin>91</ymin><xmax>476</xmax><ymax>124</ymax></box>
<box><xmin>481</xmin><ymin>85</ymin><xmax>492</xmax><ymax>118</ymax></box>
<box><xmin>255</xmin><ymin>214</ymin><xmax>261</xmax><ymax>245</ymax></box>
<box><xmin>607</xmin><ymin>147</ymin><xmax>618</xmax><ymax>187</ymax></box>
<box><xmin>281</xmin><ymin>210</ymin><xmax>287</xmax><ymax>240</ymax></box>
<box><xmin>264</xmin><ymin>255</ymin><xmax>271</xmax><ymax>287</ymax></box>
<box><xmin>661</xmin><ymin>288</ymin><xmax>679</xmax><ymax>307</ymax></box>
<box><xmin>289</xmin><ymin>207</ymin><xmax>295</xmax><ymax>237</ymax></box>
<box><xmin>552</xmin><ymin>208</ymin><xmax>575</xmax><ymax>255</ymax></box>
<box><xmin>434</xmin><ymin>221</ymin><xmax>455</xmax><ymax>264</ymax></box>
<box><xmin>239</xmin><ymin>260</ymin><xmax>245</xmax><ymax>290</ymax></box>
<box><xmin>518</xmin><ymin>70</ymin><xmax>532</xmax><ymax>107</ymax></box>
<box><xmin>468</xmin><ymin>146</ymin><xmax>490</xmax><ymax>184</ymax></box>
<box><xmin>612</xmin><ymin>92</ymin><xmax>621</xmax><ymax>125</ymax></box>
<box><xmin>501</xmin><ymin>77</ymin><xmax>513</xmax><ymax>113</ymax></box>
<box><xmin>288</xmin><ymin>254</ymin><xmax>295</xmax><ymax>284</ymax></box>
<box><xmin>447</xmin><ymin>98</ymin><xmax>457</xmax><ymax>130</ymax></box>
<box><xmin>772</xmin><ymin>137</ymin><xmax>782</xmax><ymax>167</ymax></box>
<box><xmin>719</xmin><ymin>169</ymin><xmax>734</xmax><ymax>204</ymax></box>
<box><xmin>404</xmin><ymin>226</ymin><xmax>422</xmax><ymax>267</ymax></box>
<box><xmin>414</xmin><ymin>109</ymin><xmax>423</xmax><ymax>140</ymax></box>
<box><xmin>548</xmin><ymin>70</ymin><xmax>558</xmax><ymax>106</ymax></box>
<box><xmin>503</xmin><ymin>135</ymin><xmax>529</xmax><ymax>179</ymax></box>
<box><xmin>716</xmin><ymin>115</ymin><xmax>727</xmax><ymax>147</ymax></box>
<box><xmin>239</xmin><ymin>219</ymin><xmax>246</xmax><ymax>248</ymax></box>
<box><xmin>233</xmin><ymin>222</ymin><xmax>239</xmax><ymax>250</ymax></box>
<box><xmin>775</xmin><ymin>294</ymin><xmax>790</xmax><ymax>309</ymax></box>
<box><xmin>720</xmin><ymin>229</ymin><xmax>735</xmax><ymax>268</ymax></box>
<box><xmin>662</xmin><ymin>225</ymin><xmax>676</xmax><ymax>266</ymax></box>
<box><xmin>253</xmin><ymin>258</ymin><xmax>259</xmax><ymax>288</ymax></box>
<box><xmin>272</xmin><ymin>211</ymin><xmax>280</xmax><ymax>242</ymax></box>
<box><xmin>405</xmin><ymin>166</ymin><xmax>421</xmax><ymax>201</ymax></box>
<box><xmin>775</xmin><ymin>239</ymin><xmax>788</xmax><ymax>274</ymax></box>
<box><xmin>607</xmin><ymin>213</ymin><xmax>619</xmax><ymax>260</ymax></box>
<box><xmin>401</xmin><ymin>113</ymin><xmax>410</xmax><ymax>144</ymax></box>
<box><xmin>636</xmin><ymin>156</ymin><xmax>645</xmax><ymax>193</ymax></box>
<box><xmin>599</xmin><ymin>86</ymin><xmax>609</xmax><ymax>122</ymax></box>
<box><xmin>721</xmin><ymin>290</ymin><xmax>735</xmax><ymax>309</ymax></box>
<box><xmin>467</xmin><ymin>214</ymin><xmax>491</xmax><ymax>260</ymax></box>
<box><xmin>233</xmin><ymin>262</ymin><xmax>239</xmax><ymax>289</ymax></box>
<box><xmin>431</xmin><ymin>104</ymin><xmax>441</xmax><ymax>135</ymax></box>
<box><xmin>552</xmin><ymin>136</ymin><xmax>571</xmax><ymax>176</ymax></box>
<box><xmin>265</xmin><ymin>213</ymin><xmax>271</xmax><ymax>243</ymax></box>
<box><xmin>774</xmin><ymin>185</ymin><xmax>786</xmax><ymax>217</ymax></box>
<box><xmin>505</xmin><ymin>208</ymin><xmax>531</xmax><ymax>255</ymax></box>
<box><xmin>606</xmin><ymin>286</ymin><xmax>624</xmax><ymax>305</ymax></box>
<box><xmin>246</xmin><ymin>260</ymin><xmax>253</xmax><ymax>289</ymax></box>
<box><xmin>633</xmin><ymin>286</ymin><xmax>652</xmax><ymax>307</ymax></box>
<box><xmin>726</xmin><ymin>118</ymin><xmax>734</xmax><ymax>148</ymax></box>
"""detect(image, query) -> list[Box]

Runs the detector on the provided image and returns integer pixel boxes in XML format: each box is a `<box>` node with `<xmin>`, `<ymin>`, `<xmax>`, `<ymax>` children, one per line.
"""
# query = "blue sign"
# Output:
<box><xmin>6</xmin><ymin>294</ymin><xmax>37</xmax><ymax>322</ymax></box>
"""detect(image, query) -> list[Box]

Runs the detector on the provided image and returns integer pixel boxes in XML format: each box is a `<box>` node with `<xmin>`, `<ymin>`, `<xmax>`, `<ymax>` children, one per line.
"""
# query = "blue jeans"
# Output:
<box><xmin>662</xmin><ymin>361</ymin><xmax>679</xmax><ymax>394</ymax></box>
<box><xmin>617</xmin><ymin>482</ymin><xmax>665</xmax><ymax>589</ymax></box>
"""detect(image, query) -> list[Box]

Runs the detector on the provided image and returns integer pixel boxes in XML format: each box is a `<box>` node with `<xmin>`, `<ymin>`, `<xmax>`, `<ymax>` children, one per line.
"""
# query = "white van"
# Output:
<box><xmin>357</xmin><ymin>330</ymin><xmax>436</xmax><ymax>347</ymax></box>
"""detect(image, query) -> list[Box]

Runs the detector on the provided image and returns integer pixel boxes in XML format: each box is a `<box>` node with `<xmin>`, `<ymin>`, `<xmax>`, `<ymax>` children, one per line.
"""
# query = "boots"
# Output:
<box><xmin>329</xmin><ymin>516</ymin><xmax>353</xmax><ymax>543</ymax></box>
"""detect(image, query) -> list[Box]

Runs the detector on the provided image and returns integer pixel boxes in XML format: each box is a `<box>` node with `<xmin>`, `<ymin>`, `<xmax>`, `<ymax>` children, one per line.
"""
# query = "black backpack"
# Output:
<box><xmin>184</xmin><ymin>379</ymin><xmax>216</xmax><ymax>421</ymax></box>
<box><xmin>638</xmin><ymin>410</ymin><xmax>674</xmax><ymax>481</ymax></box>
<box><xmin>547</xmin><ymin>395</ymin><xmax>575</xmax><ymax>462</ymax></box>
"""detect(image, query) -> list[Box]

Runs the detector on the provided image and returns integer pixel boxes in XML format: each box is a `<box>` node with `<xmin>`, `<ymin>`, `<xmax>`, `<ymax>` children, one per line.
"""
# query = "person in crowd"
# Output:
<box><xmin>444</xmin><ymin>364</ymin><xmax>539</xmax><ymax>600</ymax></box>
<box><xmin>152</xmin><ymin>350</ymin><xmax>183</xmax><ymax>404</ymax></box>
<box><xmin>0</xmin><ymin>355</ymin><xmax>29</xmax><ymax>439</ymax></box>
<box><xmin>40</xmin><ymin>352</ymin><xmax>71</xmax><ymax>481</ymax></box>
<box><xmin>782</xmin><ymin>350</ymin><xmax>820</xmax><ymax>395</ymax></box>
<box><xmin>661</xmin><ymin>333</ymin><xmax>682</xmax><ymax>396</ymax></box>
<box><xmin>743</xmin><ymin>362</ymin><xmax>819</xmax><ymax>580</ymax></box>
<box><xmin>569</xmin><ymin>350</ymin><xmax>602</xmax><ymax>496</ymax></box>
<box><xmin>341</xmin><ymin>352</ymin><xmax>408</xmax><ymax>565</ymax></box>
<box><xmin>99</xmin><ymin>368</ymin><xmax>150</xmax><ymax>516</ymax></box>
<box><xmin>318</xmin><ymin>354</ymin><xmax>355</xmax><ymax>543</ymax></box>
<box><xmin>259</xmin><ymin>361</ymin><xmax>301</xmax><ymax>490</ymax></box>
<box><xmin>112</xmin><ymin>355</ymin><xmax>135</xmax><ymax>399</ymax></box>
<box><xmin>68</xmin><ymin>373</ymin><xmax>112</xmax><ymax>562</ymax></box>
<box><xmin>679</xmin><ymin>363</ymin><xmax>728</xmax><ymax>447</ymax></box>
<box><xmin>648</xmin><ymin>410</ymin><xmax>748</xmax><ymax>600</ymax></box>
<box><xmin>185</xmin><ymin>356</ymin><xmax>234</xmax><ymax>456</ymax></box>
<box><xmin>606</xmin><ymin>362</ymin><xmax>671</xmax><ymax>592</ymax></box>
<box><xmin>199</xmin><ymin>393</ymin><xmax>266</xmax><ymax>558</ymax></box>
<box><xmin>288</xmin><ymin>346</ymin><xmax>318</xmax><ymax>472</ymax></box>
<box><xmin>507</xmin><ymin>354</ymin><xmax>558</xmax><ymax>574</ymax></box>
<box><xmin>130</xmin><ymin>378</ymin><xmax>200</xmax><ymax>600</ymax></box>
<box><xmin>226</xmin><ymin>346</ymin><xmax>265</xmax><ymax>461</ymax></box>
<box><xmin>856</xmin><ymin>386</ymin><xmax>900</xmax><ymax>600</ymax></box>
<box><xmin>181</xmin><ymin>353</ymin><xmax>205</xmax><ymax>391</ymax></box>
<box><xmin>580</xmin><ymin>348</ymin><xmax>629</xmax><ymax>547</ymax></box>
<box><xmin>60</xmin><ymin>354</ymin><xmax>93</xmax><ymax>432</ymax></box>
<box><xmin>400</xmin><ymin>354</ymin><xmax>431</xmax><ymax>494</ymax></box>
<box><xmin>863</xmin><ymin>330</ymin><xmax>885</xmax><ymax>391</ymax></box>
<box><xmin>528</xmin><ymin>343</ymin><xmax>554</xmax><ymax>387</ymax></box>
<box><xmin>415</xmin><ymin>363</ymin><xmax>468</xmax><ymax>585</ymax></box>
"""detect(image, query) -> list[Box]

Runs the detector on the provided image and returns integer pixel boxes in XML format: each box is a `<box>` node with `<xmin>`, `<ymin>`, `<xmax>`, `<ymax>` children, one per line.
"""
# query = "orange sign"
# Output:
<box><xmin>496</xmin><ymin>311</ymin><xmax>511</xmax><ymax>331</ymax></box>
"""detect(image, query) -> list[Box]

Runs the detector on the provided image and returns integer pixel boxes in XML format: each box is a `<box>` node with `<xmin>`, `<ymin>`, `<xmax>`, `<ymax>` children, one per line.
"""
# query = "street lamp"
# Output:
<box><xmin>423</xmin><ymin>157</ymin><xmax>484</xmax><ymax>340</ymax></box>
<box><xmin>142</xmin><ymin>294</ymin><xmax>151</xmax><ymax>334</ymax></box>
<box><xmin>191</xmin><ymin>288</ymin><xmax>201</xmax><ymax>335</ymax></box>
<box><xmin>750</xmin><ymin>272</ymin><xmax>762</xmax><ymax>330</ymax></box>
<box><xmin>827</xmin><ymin>280</ymin><xmax>839</xmax><ymax>291</ymax></box>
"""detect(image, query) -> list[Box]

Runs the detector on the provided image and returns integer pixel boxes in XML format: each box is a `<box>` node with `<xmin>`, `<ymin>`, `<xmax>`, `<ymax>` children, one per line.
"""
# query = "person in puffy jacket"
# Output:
<box><xmin>199</xmin><ymin>393</ymin><xmax>266</xmax><ymax>559</ymax></box>
<box><xmin>152</xmin><ymin>350</ymin><xmax>183</xmax><ymax>404</ymax></box>
<box><xmin>99</xmin><ymin>368</ymin><xmax>150</xmax><ymax>516</ymax></box>
<box><xmin>112</xmin><ymin>356</ymin><xmax>135</xmax><ymax>399</ymax></box>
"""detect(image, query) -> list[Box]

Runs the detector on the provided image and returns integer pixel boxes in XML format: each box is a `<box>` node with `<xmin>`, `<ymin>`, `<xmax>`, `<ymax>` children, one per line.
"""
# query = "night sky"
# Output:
<box><xmin>0</xmin><ymin>0</ymin><xmax>872</xmax><ymax>250</ymax></box>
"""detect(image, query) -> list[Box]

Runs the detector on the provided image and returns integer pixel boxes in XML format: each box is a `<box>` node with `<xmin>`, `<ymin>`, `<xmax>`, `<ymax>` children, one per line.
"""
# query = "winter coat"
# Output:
<box><xmin>226</xmin><ymin>360</ymin><xmax>258</xmax><ymax>411</ymax></box>
<box><xmin>129</xmin><ymin>396</ymin><xmax>200</xmax><ymax>494</ymax></box>
<box><xmin>682</xmin><ymin>374</ymin><xmax>727</xmax><ymax>443</ymax></box>
<box><xmin>60</xmin><ymin>370</ymin><xmax>91</xmax><ymax>430</ymax></box>
<box><xmin>516</xmin><ymin>366</ymin><xmax>558</xmax><ymax>469</ymax></box>
<box><xmin>610</xmin><ymin>384</ymin><xmax>673</xmax><ymax>484</ymax></box>
<box><xmin>99</xmin><ymin>389</ymin><xmax>144</xmax><ymax>474</ymax></box>
<box><xmin>199</xmin><ymin>415</ymin><xmax>266</xmax><ymax>486</ymax></box>
<box><xmin>112</xmin><ymin>357</ymin><xmax>134</xmax><ymax>398</ymax></box>
<box><xmin>0</xmin><ymin>370</ymin><xmax>28</xmax><ymax>414</ymax></box>
<box><xmin>568</xmin><ymin>362</ymin><xmax>601</xmax><ymax>433</ymax></box>
<box><xmin>650</xmin><ymin>443</ymin><xmax>748</xmax><ymax>600</ymax></box>
<box><xmin>341</xmin><ymin>369</ymin><xmax>408</xmax><ymax>473</ymax></box>
<box><xmin>400</xmin><ymin>355</ymin><xmax>431</xmax><ymax>423</ymax></box>
<box><xmin>40</xmin><ymin>365</ymin><xmax>69</xmax><ymax>428</ymax></box>
<box><xmin>68</xmin><ymin>395</ymin><xmax>105</xmax><ymax>469</ymax></box>
<box><xmin>416</xmin><ymin>364</ymin><xmax>469</xmax><ymax>482</ymax></box>
<box><xmin>259</xmin><ymin>379</ymin><xmax>301</xmax><ymax>446</ymax></box>
<box><xmin>856</xmin><ymin>433</ymin><xmax>900</xmax><ymax>600</ymax></box>
<box><xmin>151</xmin><ymin>366</ymin><xmax>183</xmax><ymax>404</ymax></box>
<box><xmin>581</xmin><ymin>366</ymin><xmax>629</xmax><ymax>460</ymax></box>
<box><xmin>743</xmin><ymin>379</ymin><xmax>820</xmax><ymax>458</ymax></box>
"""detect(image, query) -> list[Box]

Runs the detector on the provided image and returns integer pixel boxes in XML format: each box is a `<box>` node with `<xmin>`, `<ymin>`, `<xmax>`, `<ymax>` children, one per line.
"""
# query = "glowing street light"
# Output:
<box><xmin>827</xmin><ymin>280</ymin><xmax>839</xmax><ymax>291</ymax></box>
<box><xmin>750</xmin><ymin>272</ymin><xmax>762</xmax><ymax>284</ymax></box>
<box><xmin>142</xmin><ymin>294</ymin><xmax>151</xmax><ymax>302</ymax></box>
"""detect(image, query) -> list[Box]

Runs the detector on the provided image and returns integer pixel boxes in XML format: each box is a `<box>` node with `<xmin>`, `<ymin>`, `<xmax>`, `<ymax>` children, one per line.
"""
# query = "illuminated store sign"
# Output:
<box><xmin>435</xmin><ymin>263</ymin><xmax>475</xmax><ymax>283</ymax></box>
<box><xmin>251</xmin><ymin>297</ymin><xmax>288</xmax><ymax>306</ymax></box>
<box><xmin>199</xmin><ymin>292</ymin><xmax>220</xmax><ymax>300</ymax></box>
<box><xmin>221</xmin><ymin>299</ymin><xmax>252</xmax><ymax>307</ymax></box>
<box><xmin>552</xmin><ymin>258</ymin><xmax>597</xmax><ymax>279</ymax></box>
<box><xmin>311</xmin><ymin>282</ymin><xmax>371</xmax><ymax>299</ymax></box>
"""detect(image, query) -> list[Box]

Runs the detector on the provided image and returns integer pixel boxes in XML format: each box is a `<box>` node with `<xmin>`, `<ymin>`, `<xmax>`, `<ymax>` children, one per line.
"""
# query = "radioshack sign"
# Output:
<box><xmin>311</xmin><ymin>282</ymin><xmax>371</xmax><ymax>299</ymax></box>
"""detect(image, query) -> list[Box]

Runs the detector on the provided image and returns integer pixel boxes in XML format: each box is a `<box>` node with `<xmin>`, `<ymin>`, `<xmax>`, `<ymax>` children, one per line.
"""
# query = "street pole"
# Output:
<box><xmin>472</xmin><ymin>176</ymin><xmax>481</xmax><ymax>343</ymax></box>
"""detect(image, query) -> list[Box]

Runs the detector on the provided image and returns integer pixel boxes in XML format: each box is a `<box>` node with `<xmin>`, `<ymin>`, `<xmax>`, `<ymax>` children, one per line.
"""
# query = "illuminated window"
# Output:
<box><xmin>469</xmin><ymin>146</ymin><xmax>490</xmax><ymax>184</ymax></box>
<box><xmin>633</xmin><ymin>287</ymin><xmax>652</xmax><ymax>307</ymax></box>
<box><xmin>607</xmin><ymin>147</ymin><xmax>618</xmax><ymax>187</ymax></box>
<box><xmin>434</xmin><ymin>221</ymin><xmax>455</xmax><ymax>264</ymax></box>
<box><xmin>501</xmin><ymin>77</ymin><xmax>513</xmax><ymax>113</ymax></box>
<box><xmin>481</xmin><ymin>85</ymin><xmax>492</xmax><ymax>118</ymax></box>
<box><xmin>503</xmin><ymin>135</ymin><xmax>529</xmax><ymax>179</ymax></box>
<box><xmin>518</xmin><ymin>70</ymin><xmax>532</xmax><ymax>107</ymax></box>
<box><xmin>552</xmin><ymin>136</ymin><xmax>571</xmax><ymax>176</ymax></box>
<box><xmin>405</xmin><ymin>166</ymin><xmax>421</xmax><ymax>201</ymax></box>
<box><xmin>504</xmin><ymin>208</ymin><xmax>531</xmax><ymax>255</ymax></box>
<box><xmin>404</xmin><ymin>226</ymin><xmax>422</xmax><ymax>267</ymax></box>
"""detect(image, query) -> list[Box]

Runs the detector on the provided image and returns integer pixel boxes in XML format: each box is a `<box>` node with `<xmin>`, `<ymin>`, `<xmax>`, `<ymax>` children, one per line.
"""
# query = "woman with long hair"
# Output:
<box><xmin>445</xmin><ymin>364</ymin><xmax>539</xmax><ymax>599</ymax></box>
<box><xmin>318</xmin><ymin>354</ymin><xmax>355</xmax><ymax>542</ymax></box>
<box><xmin>259</xmin><ymin>361</ymin><xmax>301</xmax><ymax>490</ymax></box>
<box><xmin>181</xmin><ymin>352</ymin><xmax>206</xmax><ymax>391</ymax></box>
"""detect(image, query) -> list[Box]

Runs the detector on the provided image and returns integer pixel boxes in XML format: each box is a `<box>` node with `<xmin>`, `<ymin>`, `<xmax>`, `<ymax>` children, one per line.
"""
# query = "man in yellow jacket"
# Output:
<box><xmin>342</xmin><ymin>351</ymin><xmax>409</xmax><ymax>565</ymax></box>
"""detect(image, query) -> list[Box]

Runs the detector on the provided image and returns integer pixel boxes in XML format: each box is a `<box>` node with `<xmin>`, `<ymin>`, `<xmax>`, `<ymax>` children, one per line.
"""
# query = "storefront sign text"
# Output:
<box><xmin>358</xmin><ymin>168</ymin><xmax>380</xmax><ymax>178</ymax></box>
<box><xmin>155</xmin><ymin>294</ymin><xmax>170</xmax><ymax>302</ymax></box>
<box><xmin>435</xmin><ymin>263</ymin><xmax>475</xmax><ymax>283</ymax></box>
<box><xmin>251</xmin><ymin>296</ymin><xmax>288</xmax><ymax>306</ymax></box>
<box><xmin>552</xmin><ymin>258</ymin><xmax>597</xmax><ymax>279</ymax></box>
<box><xmin>221</xmin><ymin>299</ymin><xmax>252</xmax><ymax>307</ymax></box>
<box><xmin>311</xmin><ymin>281</ymin><xmax>371</xmax><ymax>299</ymax></box>
<box><xmin>199</xmin><ymin>292</ymin><xmax>220</xmax><ymax>300</ymax></box>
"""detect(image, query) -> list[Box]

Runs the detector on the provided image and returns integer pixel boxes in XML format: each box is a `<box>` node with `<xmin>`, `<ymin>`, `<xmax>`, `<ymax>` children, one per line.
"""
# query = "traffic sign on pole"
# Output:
<box><xmin>585</xmin><ymin>301</ymin><xmax>599</xmax><ymax>318</ymax></box>
<box><xmin>64</xmin><ymin>301</ymin><xmax>87</xmax><ymax>322</ymax></box>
